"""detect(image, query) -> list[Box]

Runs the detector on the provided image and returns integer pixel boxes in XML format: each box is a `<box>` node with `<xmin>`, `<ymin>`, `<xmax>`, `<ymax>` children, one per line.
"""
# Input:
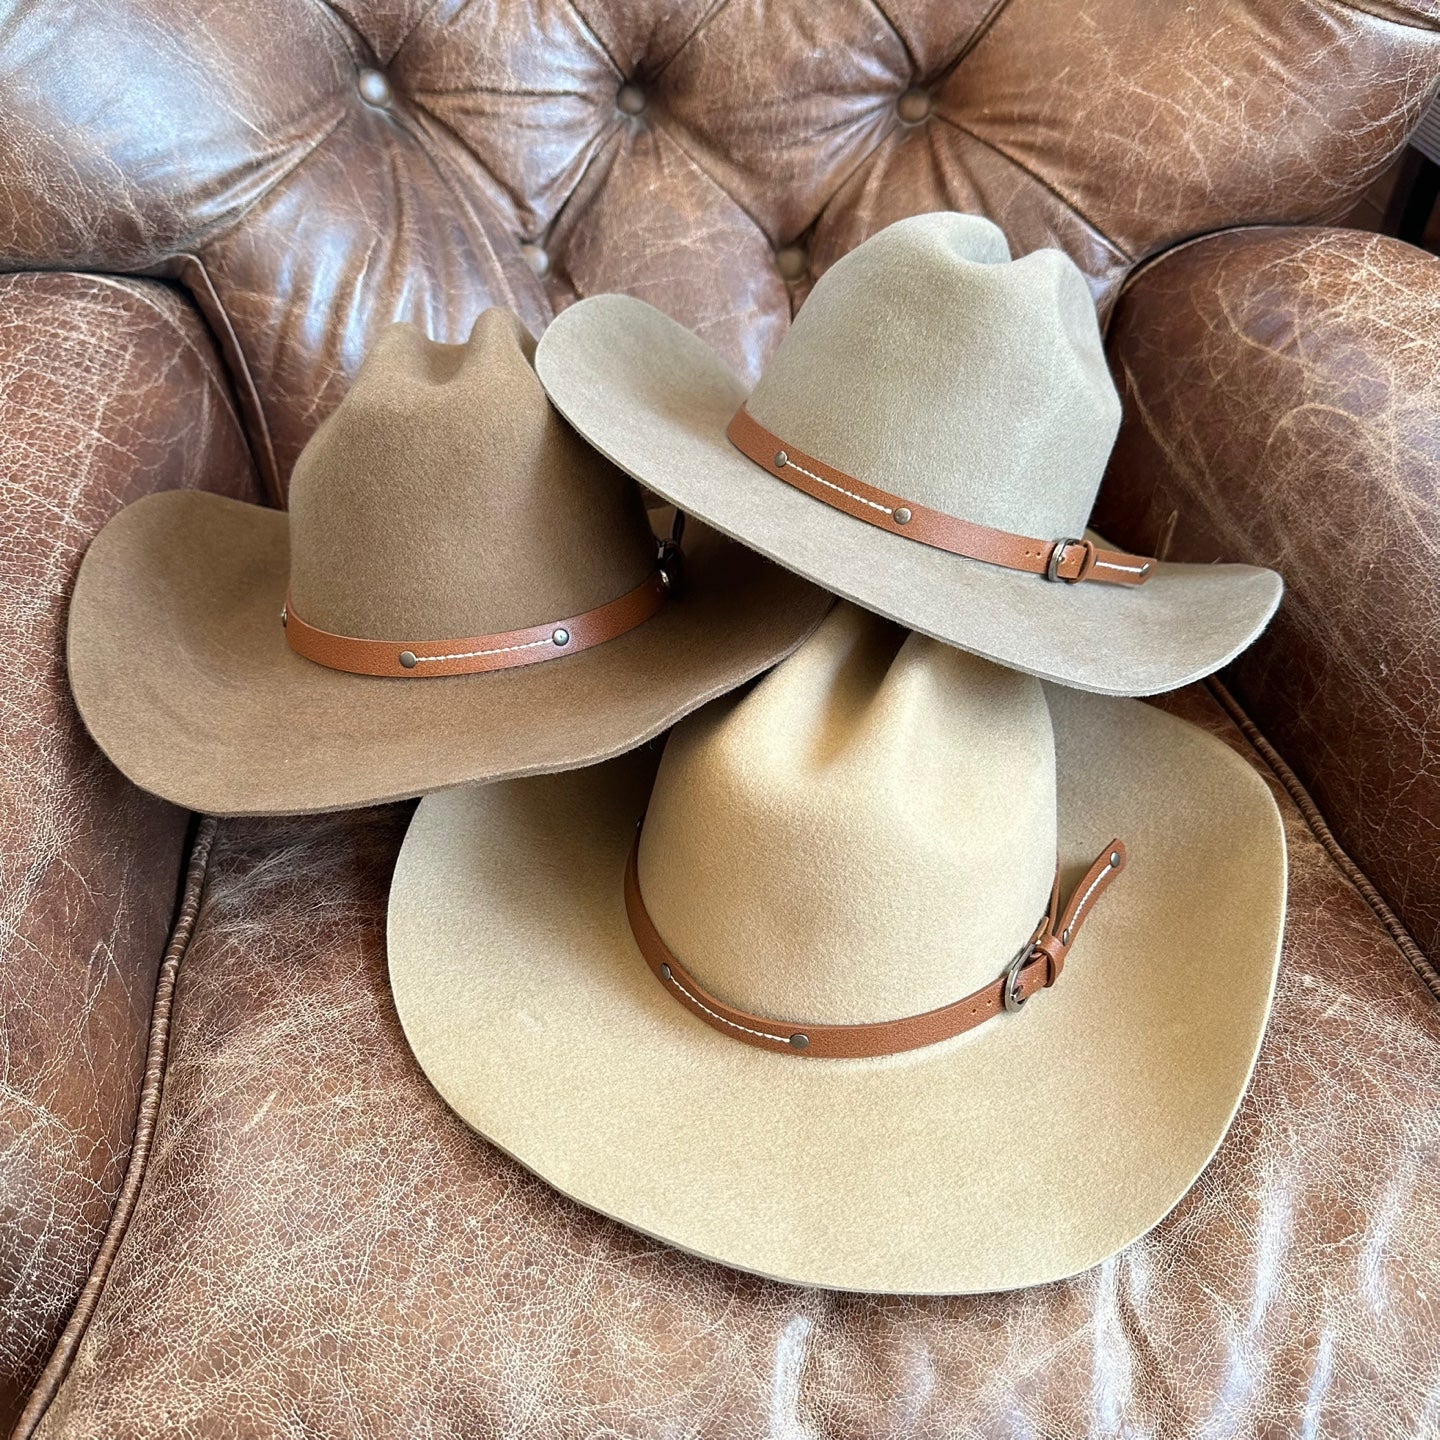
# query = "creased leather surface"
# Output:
<box><xmin>1099</xmin><ymin>226</ymin><xmax>1440</xmax><ymax>963</ymax></box>
<box><xmin>3</xmin><ymin>1</ymin><xmax>1438</xmax><ymax>496</ymax></box>
<box><xmin>26</xmin><ymin>688</ymin><xmax>1440</xmax><ymax>1439</ymax></box>
<box><xmin>7</xmin><ymin>0</ymin><xmax>1440</xmax><ymax>1428</ymax></box>
<box><xmin>0</xmin><ymin>273</ymin><xmax>256</xmax><ymax>1429</ymax></box>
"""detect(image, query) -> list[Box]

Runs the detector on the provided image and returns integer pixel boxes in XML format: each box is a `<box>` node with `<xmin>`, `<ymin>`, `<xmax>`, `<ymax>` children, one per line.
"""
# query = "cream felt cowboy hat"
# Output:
<box><xmin>533</xmin><ymin>212</ymin><xmax>1283</xmax><ymax>697</ymax></box>
<box><xmin>388</xmin><ymin>603</ymin><xmax>1286</xmax><ymax>1294</ymax></box>
<box><xmin>67</xmin><ymin>311</ymin><xmax>831</xmax><ymax>816</ymax></box>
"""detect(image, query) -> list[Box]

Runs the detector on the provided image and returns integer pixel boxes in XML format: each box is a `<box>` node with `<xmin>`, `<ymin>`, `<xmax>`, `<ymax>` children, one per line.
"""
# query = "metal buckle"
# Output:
<box><xmin>656</xmin><ymin>510</ymin><xmax>687</xmax><ymax>595</ymax></box>
<box><xmin>1045</xmin><ymin>537</ymin><xmax>1085</xmax><ymax>583</ymax></box>
<box><xmin>656</xmin><ymin>538</ymin><xmax>684</xmax><ymax>595</ymax></box>
<box><xmin>1002</xmin><ymin>944</ymin><xmax>1038</xmax><ymax>1013</ymax></box>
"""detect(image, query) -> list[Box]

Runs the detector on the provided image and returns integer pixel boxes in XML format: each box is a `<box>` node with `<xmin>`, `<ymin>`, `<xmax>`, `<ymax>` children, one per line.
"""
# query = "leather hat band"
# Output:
<box><xmin>625</xmin><ymin>830</ymin><xmax>1128</xmax><ymax>1059</ymax></box>
<box><xmin>283</xmin><ymin>569</ymin><xmax>671</xmax><ymax>679</ymax></box>
<box><xmin>726</xmin><ymin>405</ymin><xmax>1155</xmax><ymax>587</ymax></box>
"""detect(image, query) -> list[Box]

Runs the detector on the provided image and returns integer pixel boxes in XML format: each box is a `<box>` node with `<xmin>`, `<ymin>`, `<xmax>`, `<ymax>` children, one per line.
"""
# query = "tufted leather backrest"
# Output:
<box><xmin>3</xmin><ymin>0</ymin><xmax>1438</xmax><ymax>501</ymax></box>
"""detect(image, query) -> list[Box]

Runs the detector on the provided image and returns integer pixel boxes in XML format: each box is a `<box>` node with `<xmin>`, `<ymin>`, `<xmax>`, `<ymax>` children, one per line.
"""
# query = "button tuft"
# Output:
<box><xmin>520</xmin><ymin>243</ymin><xmax>550</xmax><ymax>278</ymax></box>
<box><xmin>775</xmin><ymin>245</ymin><xmax>808</xmax><ymax>281</ymax></box>
<box><xmin>897</xmin><ymin>88</ymin><xmax>931</xmax><ymax>123</ymax></box>
<box><xmin>616</xmin><ymin>83</ymin><xmax>646</xmax><ymax>115</ymax></box>
<box><xmin>358</xmin><ymin>68</ymin><xmax>393</xmax><ymax>108</ymax></box>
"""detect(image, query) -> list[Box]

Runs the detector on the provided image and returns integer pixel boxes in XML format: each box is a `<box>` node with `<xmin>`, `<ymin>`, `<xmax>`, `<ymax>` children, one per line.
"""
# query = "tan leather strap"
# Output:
<box><xmin>625</xmin><ymin>834</ymin><xmax>1127</xmax><ymax>1059</ymax></box>
<box><xmin>727</xmin><ymin>406</ymin><xmax>1154</xmax><ymax>587</ymax></box>
<box><xmin>283</xmin><ymin>570</ymin><xmax>670</xmax><ymax>679</ymax></box>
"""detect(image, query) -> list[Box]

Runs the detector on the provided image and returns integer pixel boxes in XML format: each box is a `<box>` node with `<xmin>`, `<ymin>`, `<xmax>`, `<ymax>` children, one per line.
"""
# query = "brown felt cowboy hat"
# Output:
<box><xmin>388</xmin><ymin>603</ymin><xmax>1286</xmax><ymax>1294</ymax></box>
<box><xmin>67</xmin><ymin>311</ymin><xmax>831</xmax><ymax>816</ymax></box>
<box><xmin>533</xmin><ymin>213</ymin><xmax>1283</xmax><ymax>697</ymax></box>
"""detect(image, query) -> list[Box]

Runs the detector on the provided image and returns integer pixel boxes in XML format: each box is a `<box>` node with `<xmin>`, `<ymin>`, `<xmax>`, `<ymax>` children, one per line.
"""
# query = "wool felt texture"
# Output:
<box><xmin>289</xmin><ymin>313</ymin><xmax>656</xmax><ymax>638</ymax></box>
<box><xmin>388</xmin><ymin>604</ymin><xmax>1287</xmax><ymax>1294</ymax></box>
<box><xmin>638</xmin><ymin>613</ymin><xmax>1058</xmax><ymax>1022</ymax></box>
<box><xmin>67</xmin><ymin>311</ymin><xmax>832</xmax><ymax>816</ymax></box>
<box><xmin>534</xmin><ymin>213</ymin><xmax>1283</xmax><ymax>697</ymax></box>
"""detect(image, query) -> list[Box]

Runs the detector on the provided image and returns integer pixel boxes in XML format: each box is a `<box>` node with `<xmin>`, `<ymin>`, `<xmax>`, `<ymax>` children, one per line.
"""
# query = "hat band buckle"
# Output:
<box><xmin>625</xmin><ymin>827</ymin><xmax>1128</xmax><ymax>1059</ymax></box>
<box><xmin>726</xmin><ymin>406</ymin><xmax>1155</xmax><ymax>589</ymax></box>
<box><xmin>1046</xmin><ymin>537</ymin><xmax>1092</xmax><ymax>585</ymax></box>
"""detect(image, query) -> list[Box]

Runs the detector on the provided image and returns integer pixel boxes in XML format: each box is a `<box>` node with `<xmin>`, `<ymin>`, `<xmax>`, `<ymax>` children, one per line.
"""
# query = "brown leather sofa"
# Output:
<box><xmin>4</xmin><ymin>2</ymin><xmax>1439</xmax><ymax>1434</ymax></box>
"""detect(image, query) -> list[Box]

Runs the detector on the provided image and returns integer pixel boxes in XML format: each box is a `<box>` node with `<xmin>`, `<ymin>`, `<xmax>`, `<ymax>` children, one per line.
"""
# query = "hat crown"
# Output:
<box><xmin>287</xmin><ymin>310</ymin><xmax>655</xmax><ymax>640</ymax></box>
<box><xmin>746</xmin><ymin>214</ymin><xmax>1121</xmax><ymax>540</ymax></box>
<box><xmin>638</xmin><ymin>605</ymin><xmax>1058</xmax><ymax>1027</ymax></box>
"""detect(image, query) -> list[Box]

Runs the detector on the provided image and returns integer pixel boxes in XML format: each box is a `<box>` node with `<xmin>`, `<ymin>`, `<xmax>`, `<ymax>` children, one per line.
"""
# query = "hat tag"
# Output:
<box><xmin>280</xmin><ymin>529</ymin><xmax>684</xmax><ymax>680</ymax></box>
<box><xmin>727</xmin><ymin>406</ymin><xmax>1155</xmax><ymax>588</ymax></box>
<box><xmin>625</xmin><ymin>828</ymin><xmax>1128</xmax><ymax>1060</ymax></box>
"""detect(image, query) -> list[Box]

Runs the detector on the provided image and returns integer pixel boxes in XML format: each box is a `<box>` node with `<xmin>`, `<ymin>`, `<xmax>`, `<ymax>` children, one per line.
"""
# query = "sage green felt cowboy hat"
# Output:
<box><xmin>534</xmin><ymin>213</ymin><xmax>1281</xmax><ymax>697</ymax></box>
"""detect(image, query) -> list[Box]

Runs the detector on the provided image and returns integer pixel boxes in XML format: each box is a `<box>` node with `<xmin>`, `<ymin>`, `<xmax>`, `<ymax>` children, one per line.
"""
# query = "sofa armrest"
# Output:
<box><xmin>1096</xmin><ymin>226</ymin><xmax>1440</xmax><ymax>959</ymax></box>
<box><xmin>0</xmin><ymin>272</ymin><xmax>256</xmax><ymax>1424</ymax></box>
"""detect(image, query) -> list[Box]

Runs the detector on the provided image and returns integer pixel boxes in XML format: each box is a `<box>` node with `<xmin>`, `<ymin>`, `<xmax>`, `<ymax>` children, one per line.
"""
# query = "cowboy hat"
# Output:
<box><xmin>388</xmin><ymin>603</ymin><xmax>1286</xmax><ymax>1293</ymax></box>
<box><xmin>67</xmin><ymin>311</ymin><xmax>832</xmax><ymax>815</ymax></box>
<box><xmin>533</xmin><ymin>212</ymin><xmax>1282</xmax><ymax>697</ymax></box>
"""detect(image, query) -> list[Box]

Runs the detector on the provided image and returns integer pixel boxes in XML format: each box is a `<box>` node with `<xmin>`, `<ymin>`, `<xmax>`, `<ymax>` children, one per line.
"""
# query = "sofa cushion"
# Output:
<box><xmin>23</xmin><ymin>687</ymin><xmax>1440</xmax><ymax>1438</ymax></box>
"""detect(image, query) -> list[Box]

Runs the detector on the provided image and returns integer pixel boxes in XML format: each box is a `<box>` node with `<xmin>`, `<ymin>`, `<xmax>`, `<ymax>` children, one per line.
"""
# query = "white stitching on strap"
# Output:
<box><xmin>1067</xmin><ymin>860</ymin><xmax>1114</xmax><ymax>932</ymax></box>
<box><xmin>663</xmin><ymin>969</ymin><xmax>789</xmax><ymax>1045</ymax></box>
<box><xmin>784</xmin><ymin>457</ymin><xmax>894</xmax><ymax>518</ymax></box>
<box><xmin>1095</xmin><ymin>559</ymin><xmax>1151</xmax><ymax>575</ymax></box>
<box><xmin>413</xmin><ymin>635</ymin><xmax>554</xmax><ymax>664</ymax></box>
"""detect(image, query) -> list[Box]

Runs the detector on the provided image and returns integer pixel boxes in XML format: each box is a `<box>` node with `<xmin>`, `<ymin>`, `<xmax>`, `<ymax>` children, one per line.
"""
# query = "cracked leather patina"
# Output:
<box><xmin>0</xmin><ymin>275</ymin><xmax>256</xmax><ymax>1424</ymax></box>
<box><xmin>1099</xmin><ymin>227</ymin><xmax>1440</xmax><ymax>962</ymax></box>
<box><xmin>23</xmin><ymin>690</ymin><xmax>1440</xmax><ymax>1438</ymax></box>
<box><xmin>3</xmin><ymin>0</ymin><xmax>1440</xmax><ymax>496</ymax></box>
<box><xmin>3</xmin><ymin>0</ymin><xmax>1440</xmax><ymax>1432</ymax></box>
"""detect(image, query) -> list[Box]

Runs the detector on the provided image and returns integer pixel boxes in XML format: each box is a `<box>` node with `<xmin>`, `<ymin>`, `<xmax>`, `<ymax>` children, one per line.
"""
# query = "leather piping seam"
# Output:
<box><xmin>14</xmin><ymin>818</ymin><xmax>219</xmax><ymax>1438</ymax></box>
<box><xmin>171</xmin><ymin>254</ymin><xmax>283</xmax><ymax>504</ymax></box>
<box><xmin>1206</xmin><ymin>676</ymin><xmax>1440</xmax><ymax>1004</ymax></box>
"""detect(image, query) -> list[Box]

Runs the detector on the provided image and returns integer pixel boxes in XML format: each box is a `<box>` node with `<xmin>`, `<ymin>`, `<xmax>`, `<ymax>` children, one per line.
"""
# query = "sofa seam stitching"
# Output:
<box><xmin>865</xmin><ymin>0</ymin><xmax>920</xmax><ymax>77</ymax></box>
<box><xmin>650</xmin><ymin>0</ymin><xmax>735</xmax><ymax>84</ymax></box>
<box><xmin>558</xmin><ymin>0</ymin><xmax>626</xmax><ymax>79</ymax></box>
<box><xmin>923</xmin><ymin>0</ymin><xmax>1016</xmax><ymax>84</ymax></box>
<box><xmin>930</xmin><ymin>109</ymin><xmax>1132</xmax><ymax>265</ymax></box>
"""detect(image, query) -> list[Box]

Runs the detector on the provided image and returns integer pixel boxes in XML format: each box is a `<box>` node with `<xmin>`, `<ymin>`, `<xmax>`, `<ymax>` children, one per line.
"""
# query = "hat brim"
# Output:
<box><xmin>387</xmin><ymin>686</ymin><xmax>1286</xmax><ymax>1294</ymax></box>
<box><xmin>67</xmin><ymin>489</ymin><xmax>833</xmax><ymax>816</ymax></box>
<box><xmin>534</xmin><ymin>295</ymin><xmax>1282</xmax><ymax>697</ymax></box>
